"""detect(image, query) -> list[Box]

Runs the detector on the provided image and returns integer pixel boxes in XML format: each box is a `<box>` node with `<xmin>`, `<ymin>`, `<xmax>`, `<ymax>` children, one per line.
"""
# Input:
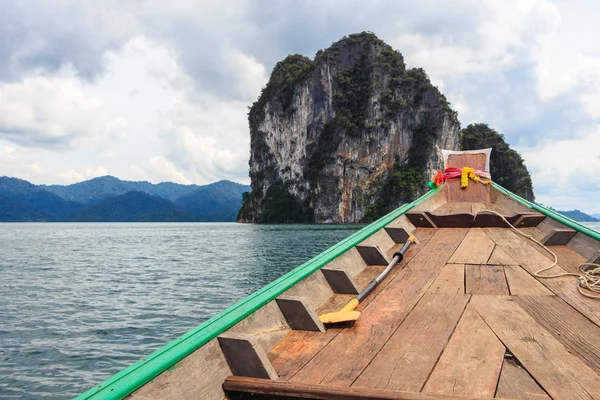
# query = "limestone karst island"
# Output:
<box><xmin>238</xmin><ymin>32</ymin><xmax>533</xmax><ymax>223</ymax></box>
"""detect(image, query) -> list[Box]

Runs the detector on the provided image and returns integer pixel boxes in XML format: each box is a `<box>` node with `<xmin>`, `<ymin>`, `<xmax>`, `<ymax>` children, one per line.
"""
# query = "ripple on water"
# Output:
<box><xmin>0</xmin><ymin>222</ymin><xmax>362</xmax><ymax>399</ymax></box>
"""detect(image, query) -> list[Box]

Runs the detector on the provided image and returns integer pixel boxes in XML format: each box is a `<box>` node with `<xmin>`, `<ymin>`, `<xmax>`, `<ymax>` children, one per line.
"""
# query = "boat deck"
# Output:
<box><xmin>262</xmin><ymin>226</ymin><xmax>600</xmax><ymax>399</ymax></box>
<box><xmin>121</xmin><ymin>156</ymin><xmax>600</xmax><ymax>400</ymax></box>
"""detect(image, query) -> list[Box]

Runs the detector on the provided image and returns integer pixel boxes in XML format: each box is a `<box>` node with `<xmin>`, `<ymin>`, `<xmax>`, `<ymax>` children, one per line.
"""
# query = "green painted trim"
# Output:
<box><xmin>492</xmin><ymin>182</ymin><xmax>600</xmax><ymax>241</ymax></box>
<box><xmin>75</xmin><ymin>186</ymin><xmax>441</xmax><ymax>400</ymax></box>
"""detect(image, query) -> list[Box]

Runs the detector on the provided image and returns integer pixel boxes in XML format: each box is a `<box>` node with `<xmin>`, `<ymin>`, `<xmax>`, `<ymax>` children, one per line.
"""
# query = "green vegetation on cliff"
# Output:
<box><xmin>249</xmin><ymin>55</ymin><xmax>316</xmax><ymax>131</ymax></box>
<box><xmin>460</xmin><ymin>124</ymin><xmax>534</xmax><ymax>201</ymax></box>
<box><xmin>363</xmin><ymin>122</ymin><xmax>437</xmax><ymax>221</ymax></box>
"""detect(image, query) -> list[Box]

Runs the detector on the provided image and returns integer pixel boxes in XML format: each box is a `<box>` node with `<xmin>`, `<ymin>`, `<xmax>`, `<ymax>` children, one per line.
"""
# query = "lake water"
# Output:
<box><xmin>2</xmin><ymin>221</ymin><xmax>599</xmax><ymax>399</ymax></box>
<box><xmin>0</xmin><ymin>223</ymin><xmax>363</xmax><ymax>399</ymax></box>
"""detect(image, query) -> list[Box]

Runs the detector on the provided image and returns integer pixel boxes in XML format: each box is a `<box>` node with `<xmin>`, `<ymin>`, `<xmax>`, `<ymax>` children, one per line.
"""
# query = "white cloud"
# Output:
<box><xmin>128</xmin><ymin>156</ymin><xmax>192</xmax><ymax>184</ymax></box>
<box><xmin>0</xmin><ymin>75</ymin><xmax>104</xmax><ymax>147</ymax></box>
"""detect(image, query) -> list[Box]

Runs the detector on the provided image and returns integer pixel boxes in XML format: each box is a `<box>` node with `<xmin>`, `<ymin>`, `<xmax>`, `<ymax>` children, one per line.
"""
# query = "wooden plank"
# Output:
<box><xmin>465</xmin><ymin>265</ymin><xmax>508</xmax><ymax>295</ymax></box>
<box><xmin>518</xmin><ymin>227</ymin><xmax>545</xmax><ymax>242</ymax></box>
<box><xmin>275</xmin><ymin>297</ymin><xmax>325</xmax><ymax>332</ymax></box>
<box><xmin>321</xmin><ymin>268</ymin><xmax>360</xmax><ymax>295</ymax></box>
<box><xmin>489</xmin><ymin>188</ymin><xmax>534</xmax><ymax>214</ymax></box>
<box><xmin>290</xmin><ymin>229</ymin><xmax>469</xmax><ymax>387</ymax></box>
<box><xmin>218</xmin><ymin>333</ymin><xmax>278</xmax><ymax>379</ymax></box>
<box><xmin>384</xmin><ymin>226</ymin><xmax>410</xmax><ymax>243</ymax></box>
<box><xmin>587</xmin><ymin>250</ymin><xmax>600</xmax><ymax>265</ymax></box>
<box><xmin>422</xmin><ymin>306</ymin><xmax>505</xmax><ymax>398</ymax></box>
<box><xmin>512</xmin><ymin>214</ymin><xmax>545</xmax><ymax>228</ymax></box>
<box><xmin>471</xmin><ymin>203</ymin><xmax>487</xmax><ymax>214</ymax></box>
<box><xmin>268</xmin><ymin>229</ymin><xmax>437</xmax><ymax>381</ymax></box>
<box><xmin>433</xmin><ymin>203</ymin><xmax>453</xmax><ymax>215</ymax></box>
<box><xmin>541</xmin><ymin>228</ymin><xmax>576</xmax><ymax>246</ymax></box>
<box><xmin>356</xmin><ymin>245</ymin><xmax>389</xmax><ymax>266</ymax></box>
<box><xmin>568</xmin><ymin>232</ymin><xmax>600</xmax><ymax>260</ymax></box>
<box><xmin>425</xmin><ymin>213</ymin><xmax>539</xmax><ymax>229</ymax></box>
<box><xmin>484</xmin><ymin>228</ymin><xmax>600</xmax><ymax>327</ymax></box>
<box><xmin>516</xmin><ymin>295</ymin><xmax>600</xmax><ymax>373</ymax></box>
<box><xmin>450</xmin><ymin>202</ymin><xmax>473</xmax><ymax>214</ymax></box>
<box><xmin>412</xmin><ymin>186</ymin><xmax>449</xmax><ymax>213</ymax></box>
<box><xmin>359</xmin><ymin>229</ymin><xmax>397</xmax><ymax>256</ymax></box>
<box><xmin>495</xmin><ymin>356</ymin><xmax>550</xmax><ymax>400</ymax></box>
<box><xmin>551</xmin><ymin>245</ymin><xmax>587</xmax><ymax>274</ymax></box>
<box><xmin>353</xmin><ymin>290</ymin><xmax>470</xmax><ymax>391</ymax></box>
<box><xmin>127</xmin><ymin>338</ymin><xmax>231</xmax><ymax>400</ymax></box>
<box><xmin>471</xmin><ymin>295</ymin><xmax>600</xmax><ymax>400</ymax></box>
<box><xmin>446</xmin><ymin>153</ymin><xmax>490</xmax><ymax>203</ymax></box>
<box><xmin>321</xmin><ymin>247</ymin><xmax>368</xmax><ymax>280</ymax></box>
<box><xmin>227</xmin><ymin>301</ymin><xmax>291</xmax><ymax>352</ymax></box>
<box><xmin>428</xmin><ymin>264</ymin><xmax>465</xmax><ymax>294</ymax></box>
<box><xmin>449</xmin><ymin>228</ymin><xmax>495</xmax><ymax>264</ymax></box>
<box><xmin>487</xmin><ymin>246</ymin><xmax>516</xmax><ymax>265</ymax></box>
<box><xmin>503</xmin><ymin>265</ymin><xmax>553</xmax><ymax>296</ymax></box>
<box><xmin>223</xmin><ymin>376</ymin><xmax>508</xmax><ymax>400</ymax></box>
<box><xmin>280</xmin><ymin>269</ymin><xmax>334</xmax><ymax>314</ymax></box>
<box><xmin>406</xmin><ymin>211</ymin><xmax>437</xmax><ymax>228</ymax></box>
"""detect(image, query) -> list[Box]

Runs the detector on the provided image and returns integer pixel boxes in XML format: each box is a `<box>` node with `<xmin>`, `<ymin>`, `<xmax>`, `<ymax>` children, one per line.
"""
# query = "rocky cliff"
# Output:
<box><xmin>238</xmin><ymin>32</ymin><xmax>460</xmax><ymax>223</ymax></box>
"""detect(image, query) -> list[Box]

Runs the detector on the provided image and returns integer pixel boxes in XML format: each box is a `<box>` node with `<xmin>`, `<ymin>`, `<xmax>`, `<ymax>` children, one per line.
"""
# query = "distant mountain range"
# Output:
<box><xmin>551</xmin><ymin>208</ymin><xmax>598</xmax><ymax>222</ymax></box>
<box><xmin>0</xmin><ymin>176</ymin><xmax>250</xmax><ymax>222</ymax></box>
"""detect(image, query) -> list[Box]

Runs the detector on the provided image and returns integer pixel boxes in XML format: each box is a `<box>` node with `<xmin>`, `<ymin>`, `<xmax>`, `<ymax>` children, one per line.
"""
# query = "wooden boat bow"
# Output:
<box><xmin>76</xmin><ymin>152</ymin><xmax>600</xmax><ymax>400</ymax></box>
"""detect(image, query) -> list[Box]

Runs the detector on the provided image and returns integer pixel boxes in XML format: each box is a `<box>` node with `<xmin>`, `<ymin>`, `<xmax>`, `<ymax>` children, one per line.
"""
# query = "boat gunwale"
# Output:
<box><xmin>491</xmin><ymin>182</ymin><xmax>600</xmax><ymax>242</ymax></box>
<box><xmin>75</xmin><ymin>186</ymin><xmax>443</xmax><ymax>400</ymax></box>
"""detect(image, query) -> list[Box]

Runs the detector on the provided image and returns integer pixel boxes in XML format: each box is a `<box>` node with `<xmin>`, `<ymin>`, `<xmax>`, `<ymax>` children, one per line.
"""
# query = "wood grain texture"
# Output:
<box><xmin>320</xmin><ymin>268</ymin><xmax>360</xmax><ymax>295</ymax></box>
<box><xmin>541</xmin><ymin>228</ymin><xmax>576</xmax><ymax>246</ymax></box>
<box><xmin>223</xmin><ymin>376</ymin><xmax>508</xmax><ymax>400</ymax></box>
<box><xmin>423</xmin><ymin>306</ymin><xmax>505</xmax><ymax>398</ymax></box>
<box><xmin>352</xmin><ymin>290</ymin><xmax>470</xmax><ymax>391</ymax></box>
<box><xmin>465</xmin><ymin>264</ymin><xmax>508</xmax><ymax>295</ymax></box>
<box><xmin>487</xmin><ymin>246</ymin><xmax>516</xmax><ymax>265</ymax></box>
<box><xmin>484</xmin><ymin>228</ymin><xmax>600</xmax><ymax>327</ymax></box>
<box><xmin>450</xmin><ymin>202</ymin><xmax>473</xmax><ymax>214</ymax></box>
<box><xmin>471</xmin><ymin>203</ymin><xmax>488</xmax><ymax>214</ymax></box>
<box><xmin>503</xmin><ymin>265</ymin><xmax>553</xmax><ymax>296</ymax></box>
<box><xmin>321</xmin><ymin>247</ymin><xmax>368</xmax><ymax>280</ymax></box>
<box><xmin>127</xmin><ymin>339</ymin><xmax>231</xmax><ymax>400</ymax></box>
<box><xmin>495</xmin><ymin>357</ymin><xmax>550</xmax><ymax>400</ymax></box>
<box><xmin>218</xmin><ymin>333</ymin><xmax>278</xmax><ymax>380</ymax></box>
<box><xmin>383</xmin><ymin>227</ymin><xmax>410</xmax><ymax>244</ymax></box>
<box><xmin>516</xmin><ymin>295</ymin><xmax>600</xmax><ymax>373</ymax></box>
<box><xmin>268</xmin><ymin>229</ymin><xmax>437</xmax><ymax>381</ymax></box>
<box><xmin>551</xmin><ymin>245</ymin><xmax>587</xmax><ymax>274</ymax></box>
<box><xmin>428</xmin><ymin>264</ymin><xmax>465</xmax><ymax>294</ymax></box>
<box><xmin>433</xmin><ymin>203</ymin><xmax>452</xmax><ymax>214</ymax></box>
<box><xmin>356</xmin><ymin>245</ymin><xmax>389</xmax><ymax>266</ymax></box>
<box><xmin>568</xmin><ymin>232</ymin><xmax>600</xmax><ymax>260</ymax></box>
<box><xmin>406</xmin><ymin>212</ymin><xmax>437</xmax><ymax>228</ymax></box>
<box><xmin>227</xmin><ymin>300</ymin><xmax>291</xmax><ymax>352</ymax></box>
<box><xmin>447</xmin><ymin>153</ymin><xmax>490</xmax><ymax>203</ymax></box>
<box><xmin>489</xmin><ymin>188</ymin><xmax>534</xmax><ymax>215</ymax></box>
<box><xmin>471</xmin><ymin>295</ymin><xmax>600</xmax><ymax>400</ymax></box>
<box><xmin>275</xmin><ymin>297</ymin><xmax>325</xmax><ymax>332</ymax></box>
<box><xmin>280</xmin><ymin>269</ymin><xmax>334</xmax><ymax>312</ymax></box>
<box><xmin>449</xmin><ymin>228</ymin><xmax>495</xmax><ymax>264</ymax></box>
<box><xmin>290</xmin><ymin>229</ymin><xmax>469</xmax><ymax>387</ymax></box>
<box><xmin>358</xmin><ymin>229</ymin><xmax>396</xmax><ymax>257</ymax></box>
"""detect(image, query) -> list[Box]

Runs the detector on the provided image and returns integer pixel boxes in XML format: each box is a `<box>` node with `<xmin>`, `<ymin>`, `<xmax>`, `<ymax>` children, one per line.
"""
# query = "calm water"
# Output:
<box><xmin>0</xmin><ymin>223</ymin><xmax>363</xmax><ymax>399</ymax></box>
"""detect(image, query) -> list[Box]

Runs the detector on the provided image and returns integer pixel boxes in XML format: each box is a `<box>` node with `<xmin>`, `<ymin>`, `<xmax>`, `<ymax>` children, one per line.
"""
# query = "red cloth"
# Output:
<box><xmin>443</xmin><ymin>167</ymin><xmax>491</xmax><ymax>181</ymax></box>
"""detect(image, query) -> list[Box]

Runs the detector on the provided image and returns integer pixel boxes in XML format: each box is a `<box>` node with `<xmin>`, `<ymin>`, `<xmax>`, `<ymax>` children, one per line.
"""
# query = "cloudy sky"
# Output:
<box><xmin>1</xmin><ymin>0</ymin><xmax>599</xmax><ymax>212</ymax></box>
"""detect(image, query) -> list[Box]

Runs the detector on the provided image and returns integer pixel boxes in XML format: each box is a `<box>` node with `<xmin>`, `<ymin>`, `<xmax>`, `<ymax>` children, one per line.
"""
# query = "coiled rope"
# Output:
<box><xmin>474</xmin><ymin>209</ymin><xmax>600</xmax><ymax>300</ymax></box>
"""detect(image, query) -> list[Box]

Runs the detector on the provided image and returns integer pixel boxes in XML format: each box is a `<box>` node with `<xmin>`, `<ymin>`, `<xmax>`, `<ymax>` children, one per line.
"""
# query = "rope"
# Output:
<box><xmin>474</xmin><ymin>209</ymin><xmax>600</xmax><ymax>300</ymax></box>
